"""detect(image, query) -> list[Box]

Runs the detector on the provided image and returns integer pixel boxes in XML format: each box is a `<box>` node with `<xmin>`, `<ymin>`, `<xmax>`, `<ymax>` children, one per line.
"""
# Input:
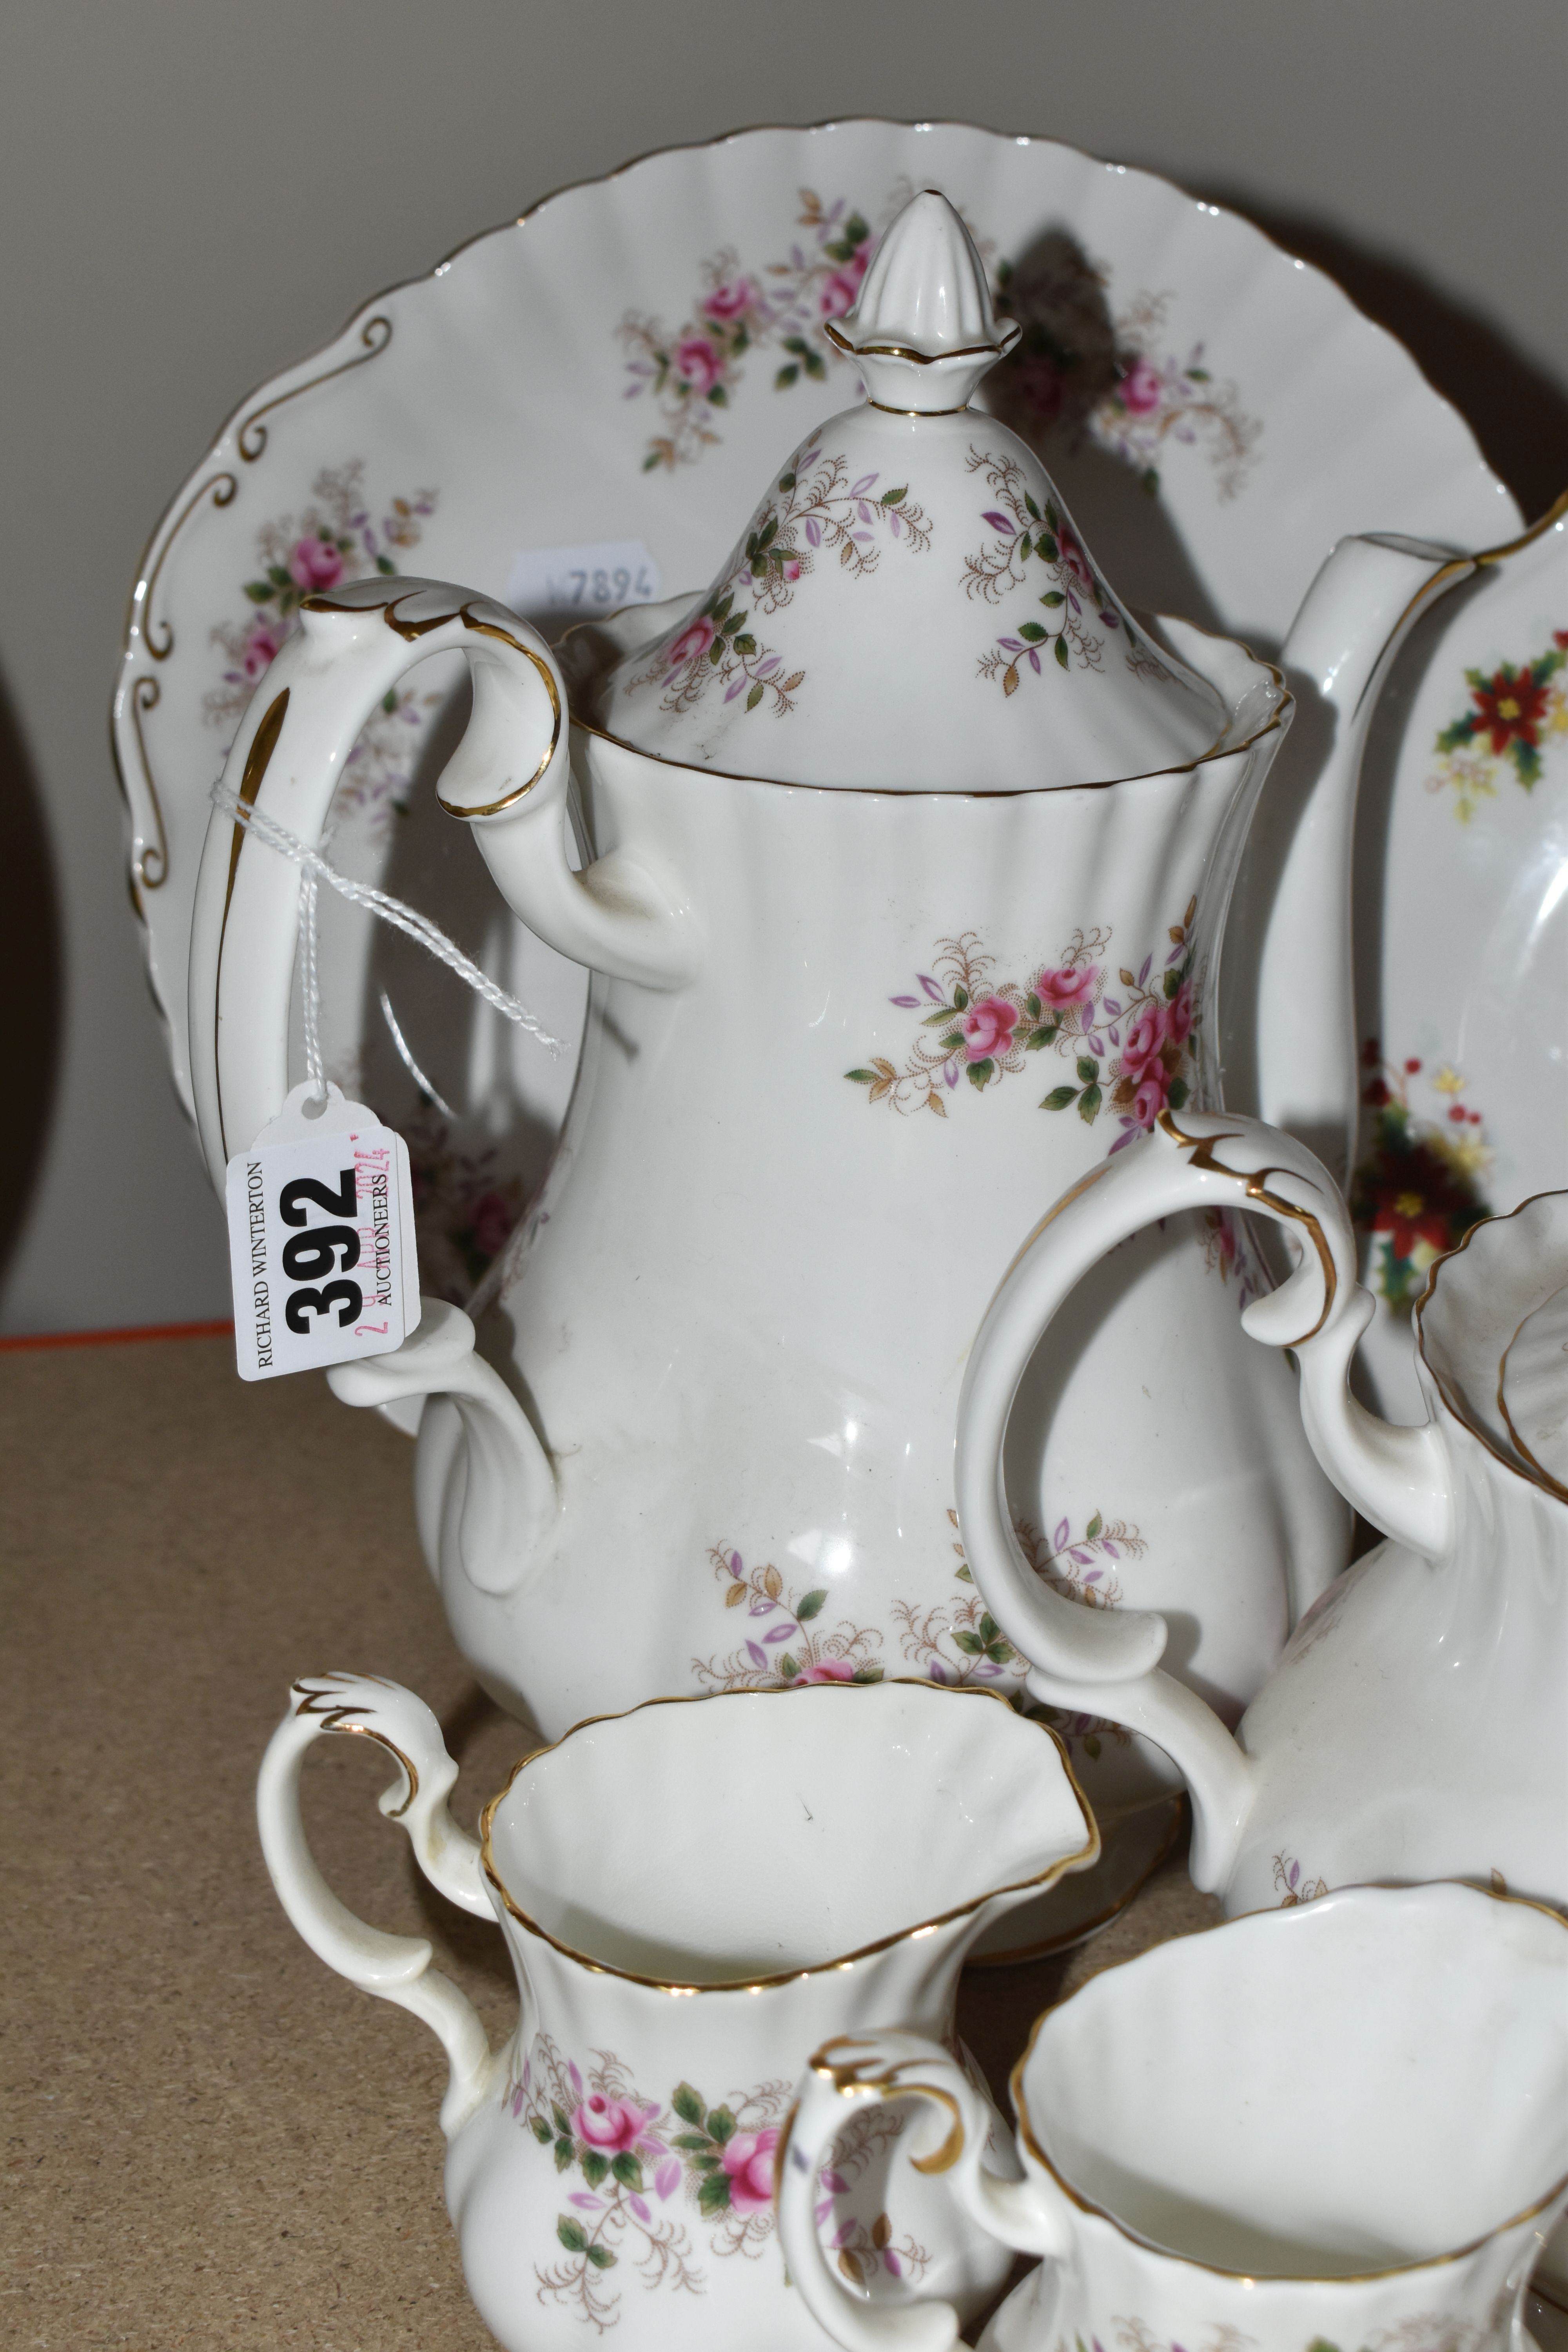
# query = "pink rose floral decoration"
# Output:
<box><xmin>1036</xmin><ymin>963</ymin><xmax>1100</xmax><ymax>1011</ymax></box>
<box><xmin>961</xmin><ymin>995</ymin><xmax>1019</xmax><ymax>1063</ymax></box>
<box><xmin>674</xmin><ymin>335</ymin><xmax>724</xmax><ymax>396</ymax></box>
<box><xmin>1119</xmin><ymin>1000</ymin><xmax>1168</xmax><ymax>1081</ymax></box>
<box><xmin>1117</xmin><ymin>356</ymin><xmax>1165</xmax><ymax>417</ymax></box>
<box><xmin>573</xmin><ymin>2094</ymin><xmax>658</xmax><ymax>2156</ymax></box>
<box><xmin>1056</xmin><ymin>523</ymin><xmax>1096</xmax><ymax>599</ymax></box>
<box><xmin>287</xmin><ymin>534</ymin><xmax>345</xmax><ymax>593</ymax></box>
<box><xmin>702</xmin><ymin>278</ymin><xmax>757</xmax><ymax>323</ymax></box>
<box><xmin>795</xmin><ymin>1657</ymin><xmax>857</xmax><ymax>1685</ymax></box>
<box><xmin>241</xmin><ymin>617</ymin><xmax>289</xmax><ymax>681</ymax></box>
<box><xmin>721</xmin><ymin>2127</ymin><xmax>780</xmax><ymax>2214</ymax></box>
<box><xmin>665</xmin><ymin>613</ymin><xmax>717</xmax><ymax>670</ymax></box>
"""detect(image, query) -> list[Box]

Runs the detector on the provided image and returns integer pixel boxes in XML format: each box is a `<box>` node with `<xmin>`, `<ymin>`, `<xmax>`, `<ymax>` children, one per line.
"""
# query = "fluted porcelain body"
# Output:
<box><xmin>418</xmin><ymin>705</ymin><xmax>1344</xmax><ymax>1773</ymax></box>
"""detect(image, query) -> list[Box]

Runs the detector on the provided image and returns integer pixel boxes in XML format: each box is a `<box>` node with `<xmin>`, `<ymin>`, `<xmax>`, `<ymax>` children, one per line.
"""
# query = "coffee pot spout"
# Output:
<box><xmin>1259</xmin><ymin>535</ymin><xmax>1472</xmax><ymax>1183</ymax></box>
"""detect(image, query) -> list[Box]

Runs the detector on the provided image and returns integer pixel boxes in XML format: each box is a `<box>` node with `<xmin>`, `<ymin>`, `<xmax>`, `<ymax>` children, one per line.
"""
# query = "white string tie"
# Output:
<box><xmin>210</xmin><ymin>778</ymin><xmax>570</xmax><ymax>1100</ymax></box>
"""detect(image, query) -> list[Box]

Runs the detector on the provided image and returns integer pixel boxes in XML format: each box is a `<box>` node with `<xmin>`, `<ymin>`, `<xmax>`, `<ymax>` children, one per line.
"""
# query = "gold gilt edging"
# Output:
<box><xmin>292</xmin><ymin>1673</ymin><xmax>421</xmax><ymax>1817</ymax></box>
<box><xmin>1412</xmin><ymin>1189</ymin><xmax>1568</xmax><ymax>1505</ymax></box>
<box><xmin>477</xmin><ymin>1681</ymin><xmax>1098</xmax><ymax>1996</ymax></box>
<box><xmin>1007</xmin><ymin>1880</ymin><xmax>1568</xmax><ymax>2283</ymax></box>
<box><xmin>806</xmin><ymin>2039</ymin><xmax>966</xmax><ymax>2174</ymax></box>
<box><xmin>298</xmin><ymin>588</ymin><xmax>562</xmax><ymax>815</ymax></box>
<box><xmin>237</xmin><ymin>315</ymin><xmax>394</xmax><ymax>462</ymax></box>
<box><xmin>1157</xmin><ymin>1109</ymin><xmax>1337</xmax><ymax>1341</ymax></box>
<box><xmin>140</xmin><ymin>469</ymin><xmax>238</xmax><ymax>662</ymax></box>
<box><xmin>125</xmin><ymin>675</ymin><xmax>170</xmax><ymax>893</ymax></box>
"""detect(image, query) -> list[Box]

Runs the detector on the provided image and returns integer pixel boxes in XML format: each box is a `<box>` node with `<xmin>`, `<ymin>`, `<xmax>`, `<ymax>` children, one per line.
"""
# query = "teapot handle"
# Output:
<box><xmin>189</xmin><ymin>577</ymin><xmax>700</xmax><ymax>1186</ymax></box>
<box><xmin>776</xmin><ymin>2031</ymin><xmax>1071</xmax><ymax>2352</ymax></box>
<box><xmin>953</xmin><ymin>1109</ymin><xmax>1454</xmax><ymax>1890</ymax></box>
<box><xmin>256</xmin><ymin>1671</ymin><xmax>497</xmax><ymax>2138</ymax></box>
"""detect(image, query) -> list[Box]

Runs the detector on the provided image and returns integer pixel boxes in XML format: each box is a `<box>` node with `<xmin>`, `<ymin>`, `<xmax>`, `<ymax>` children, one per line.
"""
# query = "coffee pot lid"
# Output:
<box><xmin>590</xmin><ymin>190</ymin><xmax>1229</xmax><ymax>790</ymax></box>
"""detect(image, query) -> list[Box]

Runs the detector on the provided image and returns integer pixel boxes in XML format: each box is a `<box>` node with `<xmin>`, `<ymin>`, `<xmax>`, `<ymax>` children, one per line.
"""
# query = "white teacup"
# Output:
<box><xmin>779</xmin><ymin>1883</ymin><xmax>1568</xmax><ymax>2352</ymax></box>
<box><xmin>258</xmin><ymin>1673</ymin><xmax>1096</xmax><ymax>2350</ymax></box>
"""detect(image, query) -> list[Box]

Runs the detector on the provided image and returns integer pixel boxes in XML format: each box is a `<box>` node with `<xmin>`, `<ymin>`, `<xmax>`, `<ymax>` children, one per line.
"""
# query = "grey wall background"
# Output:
<box><xmin>1</xmin><ymin>0</ymin><xmax>1564</xmax><ymax>1332</ymax></box>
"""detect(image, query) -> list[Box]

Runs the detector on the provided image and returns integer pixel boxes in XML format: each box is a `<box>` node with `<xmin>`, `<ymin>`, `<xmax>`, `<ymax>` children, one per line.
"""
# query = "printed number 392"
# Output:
<box><xmin>280</xmin><ymin>1169</ymin><xmax>363</xmax><ymax>1334</ymax></box>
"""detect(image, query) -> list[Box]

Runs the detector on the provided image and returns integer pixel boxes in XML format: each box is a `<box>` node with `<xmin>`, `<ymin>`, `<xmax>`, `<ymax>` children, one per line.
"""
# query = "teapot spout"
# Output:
<box><xmin>1259</xmin><ymin>535</ymin><xmax>1472</xmax><ymax>1182</ymax></box>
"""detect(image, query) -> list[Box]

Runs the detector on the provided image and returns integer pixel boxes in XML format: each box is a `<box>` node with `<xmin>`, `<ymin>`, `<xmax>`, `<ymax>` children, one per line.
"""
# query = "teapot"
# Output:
<box><xmin>953</xmin><ymin>1115</ymin><xmax>1568</xmax><ymax>1915</ymax></box>
<box><xmin>189</xmin><ymin>191</ymin><xmax>1469</xmax><ymax>1794</ymax></box>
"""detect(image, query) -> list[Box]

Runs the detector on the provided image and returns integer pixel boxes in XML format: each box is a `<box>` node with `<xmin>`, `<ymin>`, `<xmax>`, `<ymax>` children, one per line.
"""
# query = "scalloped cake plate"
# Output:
<box><xmin>114</xmin><ymin>117</ymin><xmax>1522</xmax><ymax>1312</ymax></box>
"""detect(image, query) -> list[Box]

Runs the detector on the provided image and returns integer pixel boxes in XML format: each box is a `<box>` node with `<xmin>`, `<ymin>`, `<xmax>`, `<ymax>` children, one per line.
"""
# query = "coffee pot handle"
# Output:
<box><xmin>256</xmin><ymin>1672</ymin><xmax>497</xmax><ymax>2138</ymax></box>
<box><xmin>189</xmin><ymin>577</ymin><xmax>699</xmax><ymax>1188</ymax></box>
<box><xmin>953</xmin><ymin>1109</ymin><xmax>1454</xmax><ymax>1890</ymax></box>
<box><xmin>777</xmin><ymin>2030</ymin><xmax>1071</xmax><ymax>2352</ymax></box>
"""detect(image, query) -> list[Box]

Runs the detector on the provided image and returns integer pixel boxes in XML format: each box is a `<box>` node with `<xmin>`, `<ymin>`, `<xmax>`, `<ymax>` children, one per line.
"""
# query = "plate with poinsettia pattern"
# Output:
<box><xmin>1351</xmin><ymin>494</ymin><xmax>1567</xmax><ymax>1420</ymax></box>
<box><xmin>113</xmin><ymin>118</ymin><xmax>1520</xmax><ymax>1304</ymax></box>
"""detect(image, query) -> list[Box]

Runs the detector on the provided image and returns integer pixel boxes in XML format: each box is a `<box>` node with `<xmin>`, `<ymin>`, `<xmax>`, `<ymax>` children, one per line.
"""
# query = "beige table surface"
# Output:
<box><xmin>2</xmin><ymin>1330</ymin><xmax>1220</xmax><ymax>2350</ymax></box>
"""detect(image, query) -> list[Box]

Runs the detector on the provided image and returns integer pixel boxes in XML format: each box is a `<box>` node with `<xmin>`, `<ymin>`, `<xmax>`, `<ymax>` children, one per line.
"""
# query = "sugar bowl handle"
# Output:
<box><xmin>256</xmin><ymin>1673</ymin><xmax>497</xmax><ymax>2137</ymax></box>
<box><xmin>777</xmin><ymin>2031</ymin><xmax>1070</xmax><ymax>2352</ymax></box>
<box><xmin>952</xmin><ymin>1109</ymin><xmax>1455</xmax><ymax>1891</ymax></box>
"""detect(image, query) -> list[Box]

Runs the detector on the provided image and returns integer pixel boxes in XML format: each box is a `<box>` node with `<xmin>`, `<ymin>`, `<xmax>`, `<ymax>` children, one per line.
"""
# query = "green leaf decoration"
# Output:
<box><xmin>734</xmin><ymin>633</ymin><xmax>757</xmax><ymax>655</ymax></box>
<box><xmin>845</xmin><ymin>1069</ymin><xmax>878</xmax><ymax>1085</ymax></box>
<box><xmin>1078</xmin><ymin>1084</ymin><xmax>1102</xmax><ymax>1124</ymax></box>
<box><xmin>1141</xmin><ymin>466</ymin><xmax>1160</xmax><ymax>497</ymax></box>
<box><xmin>673</xmin><ymin>2132</ymin><xmax>713</xmax><ymax>2152</ymax></box>
<box><xmin>243</xmin><ymin>580</ymin><xmax>272</xmax><ymax>603</ymax></box>
<box><xmin>554</xmin><ymin>2138</ymin><xmax>573</xmax><ymax>2172</ymax></box>
<box><xmin>581</xmin><ymin>2150</ymin><xmax>609</xmax><ymax>2187</ymax></box>
<box><xmin>267</xmin><ymin>564</ymin><xmax>291</xmax><ymax>588</ymax></box>
<box><xmin>978</xmin><ymin>1615</ymin><xmax>1001</xmax><ymax>1642</ymax></box>
<box><xmin>585</xmin><ymin>2245</ymin><xmax>617</xmax><ymax>2270</ymax></box>
<box><xmin>967</xmin><ymin>1059</ymin><xmax>993</xmax><ymax>1090</ymax></box>
<box><xmin>1054</xmin><ymin>637</ymin><xmax>1070</xmax><ymax>670</ymax></box>
<box><xmin>712</xmin><ymin>590</ymin><xmax>733</xmax><ymax>624</ymax></box>
<box><xmin>1188</xmin><ymin>366</ymin><xmax>1210</xmax><ymax>382</ymax></box>
<box><xmin>1018</xmin><ymin>533</ymin><xmax>1033</xmax><ymax>559</ymax></box>
<box><xmin>642</xmin><ymin>451</ymin><xmax>663</xmax><ymax>472</ymax></box>
<box><xmin>1040</xmin><ymin>590</ymin><xmax>1066</xmax><ymax>608</ymax></box>
<box><xmin>693</xmin><ymin>2152</ymin><xmax>722</xmax><ymax>2172</ymax></box>
<box><xmin>985</xmin><ymin>1637</ymin><xmax>1015</xmax><ymax>1663</ymax></box>
<box><xmin>1025</xmin><ymin>993</ymin><xmax>1042</xmax><ymax>1017</ymax></box>
<box><xmin>805</xmin><ymin>351</ymin><xmax>826</xmax><ymax>379</ymax></box>
<box><xmin>1164</xmin><ymin>969</ymin><xmax>1180</xmax><ymax>1000</ymax></box>
<box><xmin>775</xmin><ymin>364</ymin><xmax>800</xmax><ymax>389</ymax></box>
<box><xmin>954</xmin><ymin>1630</ymin><xmax>984</xmax><ymax>1655</ymax></box>
<box><xmin>1085</xmin><ymin>1513</ymin><xmax>1103</xmax><ymax>1541</ymax></box>
<box><xmin>853</xmin><ymin>1665</ymin><xmax>884</xmax><ymax>1682</ymax></box>
<box><xmin>1167</xmin><ymin>1078</ymin><xmax>1189</xmax><ymax>1109</ymax></box>
<box><xmin>1025</xmin><ymin>1028</ymin><xmax>1053</xmax><ymax>1050</ymax></box>
<box><xmin>1038</xmin><ymin>534</ymin><xmax>1060</xmax><ymax>562</ymax></box>
<box><xmin>1076</xmin><ymin>1057</ymin><xmax>1098</xmax><ymax>1084</ymax></box>
<box><xmin>784</xmin><ymin>336</ymin><xmax>809</xmax><ymax>356</ymax></box>
<box><xmin>376</xmin><ymin>554</ymin><xmax>396</xmax><ymax>577</ymax></box>
<box><xmin>671</xmin><ymin>2081</ymin><xmax>708</xmax><ymax>2125</ymax></box>
<box><xmin>938</xmin><ymin>1031</ymin><xmax>965</xmax><ymax>1054</ymax></box>
<box><xmin>780</xmin><ymin>1651</ymin><xmax>800</xmax><ymax>1681</ymax></box>
<box><xmin>757</xmin><ymin>516</ymin><xmax>778</xmax><ymax>551</ymax></box>
<box><xmin>880</xmin><ymin>485</ymin><xmax>907</xmax><ymax>505</ymax></box>
<box><xmin>955</xmin><ymin>1562</ymin><xmax>973</xmax><ymax>1583</ymax></box>
<box><xmin>921</xmin><ymin>1004</ymin><xmax>957</xmax><ymax>1027</ymax></box>
<box><xmin>1041</xmin><ymin>1086</ymin><xmax>1078</xmax><ymax>1112</ymax></box>
<box><xmin>746</xmin><ymin>682</ymin><xmax>764</xmax><ymax>711</ymax></box>
<box><xmin>698</xmin><ymin>2170</ymin><xmax>733</xmax><ymax>2215</ymax></box>
<box><xmin>952</xmin><ymin>985</ymin><xmax>969</xmax><ymax>1011</ymax></box>
<box><xmin>1024</xmin><ymin>492</ymin><xmax>1041</xmax><ymax>520</ymax></box>
<box><xmin>707</xmin><ymin>640</ymin><xmax>724</xmax><ymax>664</ymax></box>
<box><xmin>1045</xmin><ymin>502</ymin><xmax>1060</xmax><ymax>531</ymax></box>
<box><xmin>530</xmin><ymin>2115</ymin><xmax>553</xmax><ymax>2144</ymax></box>
<box><xmin>557</xmin><ymin>2217</ymin><xmax>588</xmax><ymax>2252</ymax></box>
<box><xmin>797</xmin><ymin>1588</ymin><xmax>828</xmax><ymax>1621</ymax></box>
<box><xmin>706</xmin><ymin>2106</ymin><xmax>737</xmax><ymax>2145</ymax></box>
<box><xmin>1018</xmin><ymin>622</ymin><xmax>1047</xmax><ymax>643</ymax></box>
<box><xmin>611</xmin><ymin>2151</ymin><xmax>644</xmax><ymax>2190</ymax></box>
<box><xmin>778</xmin><ymin>472</ymin><xmax>797</xmax><ymax>491</ymax></box>
<box><xmin>552</xmin><ymin>2105</ymin><xmax>572</xmax><ymax>2138</ymax></box>
<box><xmin>708</xmin><ymin>384</ymin><xmax>727</xmax><ymax>407</ymax></box>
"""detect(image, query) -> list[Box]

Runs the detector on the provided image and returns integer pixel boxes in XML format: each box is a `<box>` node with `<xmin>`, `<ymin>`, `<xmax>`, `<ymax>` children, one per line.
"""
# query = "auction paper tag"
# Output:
<box><xmin>225</xmin><ymin>1083</ymin><xmax>419</xmax><ymax>1382</ymax></box>
<box><xmin>505</xmin><ymin>539</ymin><xmax>661</xmax><ymax>621</ymax></box>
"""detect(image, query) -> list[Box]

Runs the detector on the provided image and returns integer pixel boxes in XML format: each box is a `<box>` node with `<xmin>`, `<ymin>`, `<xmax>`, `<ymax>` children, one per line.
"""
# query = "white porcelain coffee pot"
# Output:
<box><xmin>955</xmin><ymin>1118</ymin><xmax>1568</xmax><ymax>1915</ymax></box>
<box><xmin>190</xmin><ymin>191</ymin><xmax>1469</xmax><ymax>1769</ymax></box>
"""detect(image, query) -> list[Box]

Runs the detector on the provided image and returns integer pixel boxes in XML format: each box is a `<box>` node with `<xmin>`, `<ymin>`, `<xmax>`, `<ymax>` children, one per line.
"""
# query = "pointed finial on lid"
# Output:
<box><xmin>826</xmin><ymin>188</ymin><xmax>1020</xmax><ymax>412</ymax></box>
